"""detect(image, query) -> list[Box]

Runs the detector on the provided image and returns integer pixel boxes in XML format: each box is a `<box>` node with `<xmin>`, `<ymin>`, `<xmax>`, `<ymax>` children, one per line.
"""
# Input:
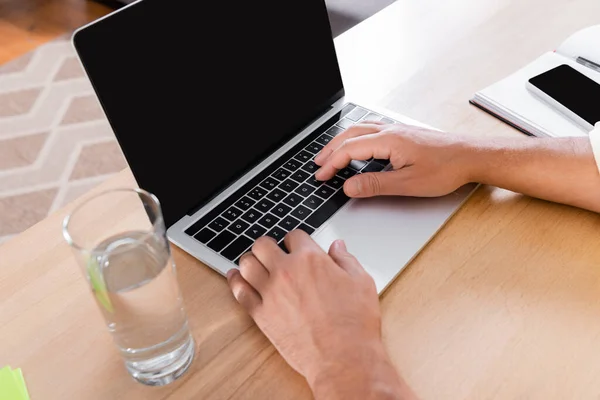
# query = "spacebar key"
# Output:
<box><xmin>305</xmin><ymin>190</ymin><xmax>350</xmax><ymax>229</ymax></box>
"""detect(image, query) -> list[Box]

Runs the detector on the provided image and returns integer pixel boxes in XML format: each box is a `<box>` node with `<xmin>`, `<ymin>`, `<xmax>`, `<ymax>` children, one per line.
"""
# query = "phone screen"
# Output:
<box><xmin>528</xmin><ymin>64</ymin><xmax>600</xmax><ymax>126</ymax></box>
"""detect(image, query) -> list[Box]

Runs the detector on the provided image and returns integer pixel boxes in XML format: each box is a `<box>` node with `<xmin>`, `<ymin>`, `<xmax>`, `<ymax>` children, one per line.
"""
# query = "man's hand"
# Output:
<box><xmin>313</xmin><ymin>121</ymin><xmax>600</xmax><ymax>213</ymax></box>
<box><xmin>314</xmin><ymin>122</ymin><xmax>473</xmax><ymax>198</ymax></box>
<box><xmin>227</xmin><ymin>232</ymin><xmax>416</xmax><ymax>399</ymax></box>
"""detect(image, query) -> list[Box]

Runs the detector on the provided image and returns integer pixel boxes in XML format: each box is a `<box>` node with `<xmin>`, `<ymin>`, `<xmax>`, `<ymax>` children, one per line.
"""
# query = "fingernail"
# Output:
<box><xmin>345</xmin><ymin>178</ymin><xmax>361</xmax><ymax>196</ymax></box>
<box><xmin>314</xmin><ymin>153</ymin><xmax>324</xmax><ymax>165</ymax></box>
<box><xmin>314</xmin><ymin>168</ymin><xmax>324</xmax><ymax>180</ymax></box>
<box><xmin>334</xmin><ymin>239</ymin><xmax>347</xmax><ymax>252</ymax></box>
<box><xmin>226</xmin><ymin>269</ymin><xmax>237</xmax><ymax>279</ymax></box>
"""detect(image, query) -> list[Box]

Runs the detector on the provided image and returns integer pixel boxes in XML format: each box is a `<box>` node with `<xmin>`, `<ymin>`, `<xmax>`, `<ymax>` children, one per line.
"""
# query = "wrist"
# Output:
<box><xmin>463</xmin><ymin>135</ymin><xmax>544</xmax><ymax>185</ymax></box>
<box><xmin>456</xmin><ymin>135</ymin><xmax>520</xmax><ymax>185</ymax></box>
<box><xmin>452</xmin><ymin>135</ymin><xmax>486</xmax><ymax>185</ymax></box>
<box><xmin>308</xmin><ymin>341</ymin><xmax>410</xmax><ymax>400</ymax></box>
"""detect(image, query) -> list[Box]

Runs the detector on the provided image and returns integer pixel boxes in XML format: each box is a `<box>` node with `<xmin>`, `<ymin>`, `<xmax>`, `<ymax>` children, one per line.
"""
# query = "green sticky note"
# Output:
<box><xmin>13</xmin><ymin>369</ymin><xmax>29</xmax><ymax>400</ymax></box>
<box><xmin>0</xmin><ymin>366</ymin><xmax>25</xmax><ymax>400</ymax></box>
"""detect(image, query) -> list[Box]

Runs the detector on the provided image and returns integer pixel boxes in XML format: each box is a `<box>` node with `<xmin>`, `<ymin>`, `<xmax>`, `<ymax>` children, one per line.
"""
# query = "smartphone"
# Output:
<box><xmin>526</xmin><ymin>64</ymin><xmax>600</xmax><ymax>132</ymax></box>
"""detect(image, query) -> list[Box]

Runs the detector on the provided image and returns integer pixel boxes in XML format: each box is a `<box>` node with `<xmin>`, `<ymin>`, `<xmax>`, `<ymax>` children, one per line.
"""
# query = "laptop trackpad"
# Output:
<box><xmin>312</xmin><ymin>184</ymin><xmax>476</xmax><ymax>293</ymax></box>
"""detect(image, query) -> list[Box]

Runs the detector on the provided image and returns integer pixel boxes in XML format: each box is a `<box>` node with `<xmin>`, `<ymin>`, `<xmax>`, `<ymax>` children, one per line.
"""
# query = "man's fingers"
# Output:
<box><xmin>343</xmin><ymin>170</ymin><xmax>407</xmax><ymax>198</ymax></box>
<box><xmin>362</xmin><ymin>120</ymin><xmax>388</xmax><ymax>125</ymax></box>
<box><xmin>315</xmin><ymin>133</ymin><xmax>393</xmax><ymax>181</ymax></box>
<box><xmin>328</xmin><ymin>240</ymin><xmax>366</xmax><ymax>276</ymax></box>
<box><xmin>227</xmin><ymin>269</ymin><xmax>262</xmax><ymax>315</ymax></box>
<box><xmin>314</xmin><ymin>123</ymin><xmax>383</xmax><ymax>165</ymax></box>
<box><xmin>284</xmin><ymin>229</ymin><xmax>322</xmax><ymax>254</ymax></box>
<box><xmin>239</xmin><ymin>252</ymin><xmax>270</xmax><ymax>293</ymax></box>
<box><xmin>252</xmin><ymin>236</ymin><xmax>286</xmax><ymax>272</ymax></box>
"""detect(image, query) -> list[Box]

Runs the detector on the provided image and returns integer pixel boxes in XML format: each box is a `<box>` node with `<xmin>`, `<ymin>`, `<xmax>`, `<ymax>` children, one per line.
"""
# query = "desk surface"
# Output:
<box><xmin>2</xmin><ymin>1</ymin><xmax>600</xmax><ymax>399</ymax></box>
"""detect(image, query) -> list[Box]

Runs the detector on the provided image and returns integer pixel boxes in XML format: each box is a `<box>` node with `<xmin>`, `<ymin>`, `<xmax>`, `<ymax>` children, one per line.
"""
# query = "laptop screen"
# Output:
<box><xmin>74</xmin><ymin>0</ymin><xmax>344</xmax><ymax>227</ymax></box>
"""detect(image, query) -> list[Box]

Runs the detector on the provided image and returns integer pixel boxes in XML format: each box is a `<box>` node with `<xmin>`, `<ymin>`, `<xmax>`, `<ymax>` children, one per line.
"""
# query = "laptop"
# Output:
<box><xmin>72</xmin><ymin>0</ymin><xmax>477</xmax><ymax>293</ymax></box>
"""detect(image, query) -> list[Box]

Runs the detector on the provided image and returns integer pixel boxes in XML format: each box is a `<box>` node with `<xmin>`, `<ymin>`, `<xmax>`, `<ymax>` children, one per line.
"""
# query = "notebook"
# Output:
<box><xmin>470</xmin><ymin>25</ymin><xmax>600</xmax><ymax>138</ymax></box>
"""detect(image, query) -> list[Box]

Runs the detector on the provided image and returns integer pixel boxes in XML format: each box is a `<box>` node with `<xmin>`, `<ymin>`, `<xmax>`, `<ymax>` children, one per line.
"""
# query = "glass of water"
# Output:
<box><xmin>62</xmin><ymin>188</ymin><xmax>195</xmax><ymax>386</ymax></box>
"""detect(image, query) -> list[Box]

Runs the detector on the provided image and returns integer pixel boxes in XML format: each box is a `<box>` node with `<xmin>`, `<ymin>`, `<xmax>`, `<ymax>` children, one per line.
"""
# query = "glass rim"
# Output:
<box><xmin>62</xmin><ymin>187</ymin><xmax>163</xmax><ymax>253</ymax></box>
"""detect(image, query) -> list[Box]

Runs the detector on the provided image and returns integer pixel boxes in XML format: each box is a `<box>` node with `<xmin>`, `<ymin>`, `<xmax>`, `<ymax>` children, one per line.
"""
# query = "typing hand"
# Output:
<box><xmin>314</xmin><ymin>122</ymin><xmax>473</xmax><ymax>198</ymax></box>
<box><xmin>227</xmin><ymin>232</ymin><xmax>410</xmax><ymax>399</ymax></box>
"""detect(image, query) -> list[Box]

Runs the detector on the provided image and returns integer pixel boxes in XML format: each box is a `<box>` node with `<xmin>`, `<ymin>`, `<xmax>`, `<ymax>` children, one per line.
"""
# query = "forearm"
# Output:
<box><xmin>466</xmin><ymin>136</ymin><xmax>600</xmax><ymax>213</ymax></box>
<box><xmin>309</xmin><ymin>343</ymin><xmax>417</xmax><ymax>400</ymax></box>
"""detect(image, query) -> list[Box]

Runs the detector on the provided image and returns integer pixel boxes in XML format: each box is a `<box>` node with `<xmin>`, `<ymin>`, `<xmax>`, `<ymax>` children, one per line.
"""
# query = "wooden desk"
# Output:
<box><xmin>2</xmin><ymin>1</ymin><xmax>600</xmax><ymax>398</ymax></box>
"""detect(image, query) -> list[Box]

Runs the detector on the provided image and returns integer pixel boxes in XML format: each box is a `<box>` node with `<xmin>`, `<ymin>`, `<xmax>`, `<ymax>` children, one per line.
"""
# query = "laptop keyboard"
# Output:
<box><xmin>184</xmin><ymin>103</ymin><xmax>397</xmax><ymax>264</ymax></box>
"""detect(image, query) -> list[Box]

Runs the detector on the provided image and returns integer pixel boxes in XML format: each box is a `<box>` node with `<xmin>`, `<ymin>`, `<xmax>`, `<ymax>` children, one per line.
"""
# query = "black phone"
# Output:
<box><xmin>527</xmin><ymin>64</ymin><xmax>600</xmax><ymax>131</ymax></box>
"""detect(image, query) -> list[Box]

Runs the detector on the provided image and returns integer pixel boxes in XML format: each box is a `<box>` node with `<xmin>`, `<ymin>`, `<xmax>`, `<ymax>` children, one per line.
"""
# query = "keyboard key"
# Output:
<box><xmin>294</xmin><ymin>150</ymin><xmax>313</xmax><ymax>163</ymax></box>
<box><xmin>326</xmin><ymin>126</ymin><xmax>344</xmax><ymax>137</ymax></box>
<box><xmin>247</xmin><ymin>187</ymin><xmax>268</xmax><ymax>201</ymax></box>
<box><xmin>337</xmin><ymin>167</ymin><xmax>357</xmax><ymax>180</ymax></box>
<box><xmin>291</xmin><ymin>205</ymin><xmax>312</xmax><ymax>221</ymax></box>
<box><xmin>185</xmin><ymin>218</ymin><xmax>206</xmax><ymax>236</ymax></box>
<box><xmin>235</xmin><ymin>196</ymin><xmax>256</xmax><ymax>211</ymax></box>
<box><xmin>279</xmin><ymin>215</ymin><xmax>301</xmax><ymax>231</ymax></box>
<box><xmin>284</xmin><ymin>159</ymin><xmax>303</xmax><ymax>171</ymax></box>
<box><xmin>245</xmin><ymin>224</ymin><xmax>267</xmax><ymax>240</ymax></box>
<box><xmin>303</xmin><ymin>195</ymin><xmax>324</xmax><ymax>210</ymax></box>
<box><xmin>209</xmin><ymin>217</ymin><xmax>229</xmax><ymax>232</ymax></box>
<box><xmin>305</xmin><ymin>142</ymin><xmax>324</xmax><ymax>154</ymax></box>
<box><xmin>305</xmin><ymin>190</ymin><xmax>350</xmax><ymax>229</ymax></box>
<box><xmin>267</xmin><ymin>188</ymin><xmax>286</xmax><ymax>202</ymax></box>
<box><xmin>283</xmin><ymin>193</ymin><xmax>304</xmax><ymax>207</ymax></box>
<box><xmin>305</xmin><ymin>175</ymin><xmax>322</xmax><ymax>187</ymax></box>
<box><xmin>336</xmin><ymin>118</ymin><xmax>354</xmax><ymax>130</ymax></box>
<box><xmin>362</xmin><ymin>161</ymin><xmax>386</xmax><ymax>173</ymax></box>
<box><xmin>222</xmin><ymin>206</ymin><xmax>243</xmax><ymax>221</ymax></box>
<box><xmin>258</xmin><ymin>213</ymin><xmax>280</xmax><ymax>229</ymax></box>
<box><xmin>349</xmin><ymin>160</ymin><xmax>368</xmax><ymax>171</ymax></box>
<box><xmin>290</xmin><ymin>170</ymin><xmax>310</xmax><ymax>183</ymax></box>
<box><xmin>301</xmin><ymin>161</ymin><xmax>318</xmax><ymax>174</ymax></box>
<box><xmin>208</xmin><ymin>230</ymin><xmax>236</xmax><ymax>252</ymax></box>
<box><xmin>193</xmin><ymin>227</ymin><xmax>216</xmax><ymax>244</ymax></box>
<box><xmin>316</xmin><ymin>133</ymin><xmax>334</xmax><ymax>145</ymax></box>
<box><xmin>295</xmin><ymin>183</ymin><xmax>316</xmax><ymax>197</ymax></box>
<box><xmin>271</xmin><ymin>204</ymin><xmax>292</xmax><ymax>218</ymax></box>
<box><xmin>229</xmin><ymin>219</ymin><xmax>250</xmax><ymax>235</ymax></box>
<box><xmin>272</xmin><ymin>168</ymin><xmax>291</xmax><ymax>181</ymax></box>
<box><xmin>373</xmin><ymin>158</ymin><xmax>390</xmax><ymax>165</ymax></box>
<box><xmin>345</xmin><ymin>107</ymin><xmax>368</xmax><ymax>121</ymax></box>
<box><xmin>221</xmin><ymin>235</ymin><xmax>253</xmax><ymax>261</ymax></box>
<box><xmin>279</xmin><ymin>179</ymin><xmax>299</xmax><ymax>192</ymax></box>
<box><xmin>297</xmin><ymin>224</ymin><xmax>315</xmax><ymax>235</ymax></box>
<box><xmin>326</xmin><ymin>176</ymin><xmax>345</xmax><ymax>190</ymax></box>
<box><xmin>380</xmin><ymin>117</ymin><xmax>395</xmax><ymax>124</ymax></box>
<box><xmin>363</xmin><ymin>112</ymin><xmax>382</xmax><ymax>121</ymax></box>
<box><xmin>241</xmin><ymin>209</ymin><xmax>263</xmax><ymax>224</ymax></box>
<box><xmin>255</xmin><ymin>198</ymin><xmax>276</xmax><ymax>213</ymax></box>
<box><xmin>266</xmin><ymin>226</ymin><xmax>287</xmax><ymax>241</ymax></box>
<box><xmin>259</xmin><ymin>177</ymin><xmax>280</xmax><ymax>190</ymax></box>
<box><xmin>315</xmin><ymin>185</ymin><xmax>335</xmax><ymax>199</ymax></box>
<box><xmin>341</xmin><ymin>104</ymin><xmax>356</xmax><ymax>116</ymax></box>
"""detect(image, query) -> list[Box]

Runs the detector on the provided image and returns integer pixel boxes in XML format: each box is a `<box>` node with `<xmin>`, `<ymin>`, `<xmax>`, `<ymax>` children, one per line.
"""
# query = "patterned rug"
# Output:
<box><xmin>0</xmin><ymin>36</ymin><xmax>126</xmax><ymax>245</ymax></box>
